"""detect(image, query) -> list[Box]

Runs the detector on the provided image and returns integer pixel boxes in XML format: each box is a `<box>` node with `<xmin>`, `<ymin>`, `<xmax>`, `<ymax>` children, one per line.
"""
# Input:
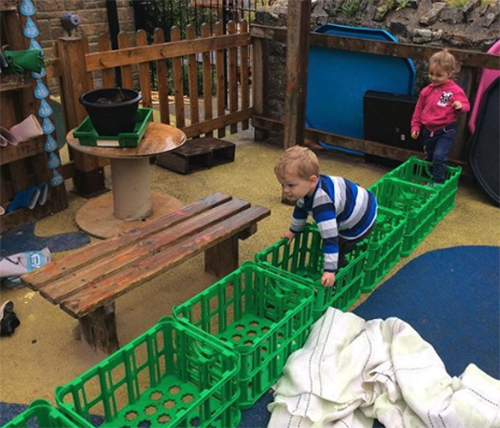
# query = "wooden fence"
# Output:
<box><xmin>251</xmin><ymin>24</ymin><xmax>500</xmax><ymax>172</ymax></box>
<box><xmin>53</xmin><ymin>20</ymin><xmax>251</xmax><ymax>196</ymax></box>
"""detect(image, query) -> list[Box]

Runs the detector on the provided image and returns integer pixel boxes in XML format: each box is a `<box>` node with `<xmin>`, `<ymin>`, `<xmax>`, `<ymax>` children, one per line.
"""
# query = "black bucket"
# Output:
<box><xmin>79</xmin><ymin>88</ymin><xmax>142</xmax><ymax>136</ymax></box>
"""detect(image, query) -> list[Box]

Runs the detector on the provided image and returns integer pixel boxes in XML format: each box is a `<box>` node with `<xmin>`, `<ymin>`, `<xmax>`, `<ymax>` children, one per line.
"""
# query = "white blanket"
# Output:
<box><xmin>268</xmin><ymin>308</ymin><xmax>500</xmax><ymax>428</ymax></box>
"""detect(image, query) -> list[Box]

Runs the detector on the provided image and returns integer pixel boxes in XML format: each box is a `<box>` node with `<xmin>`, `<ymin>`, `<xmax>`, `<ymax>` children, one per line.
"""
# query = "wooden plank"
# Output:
<box><xmin>252</xmin><ymin>115</ymin><xmax>470</xmax><ymax>170</ymax></box>
<box><xmin>215</xmin><ymin>22</ymin><xmax>226</xmax><ymax>138</ymax></box>
<box><xmin>22</xmin><ymin>193</ymin><xmax>232</xmax><ymax>289</ymax></box>
<box><xmin>452</xmin><ymin>66</ymin><xmax>476</xmax><ymax>161</ymax></box>
<box><xmin>201</xmin><ymin>23</ymin><xmax>213</xmax><ymax>138</ymax></box>
<box><xmin>79</xmin><ymin>303</ymin><xmax>119</xmax><ymax>354</ymax></box>
<box><xmin>252</xmin><ymin>35</ymin><xmax>268</xmax><ymax>141</ymax></box>
<box><xmin>283</xmin><ymin>0</ymin><xmax>311</xmax><ymax>149</ymax></box>
<box><xmin>171</xmin><ymin>26</ymin><xmax>185</xmax><ymax>128</ymax></box>
<box><xmin>228</xmin><ymin>21</ymin><xmax>238</xmax><ymax>134</ymax></box>
<box><xmin>118</xmin><ymin>32</ymin><xmax>133</xmax><ymax>89</ymax></box>
<box><xmin>250</xmin><ymin>25</ymin><xmax>500</xmax><ymax>70</ymax></box>
<box><xmin>98</xmin><ymin>35</ymin><xmax>115</xmax><ymax>88</ymax></box>
<box><xmin>182</xmin><ymin>108</ymin><xmax>252</xmax><ymax>139</ymax></box>
<box><xmin>40</xmin><ymin>199</ymin><xmax>251</xmax><ymax>304</ymax></box>
<box><xmin>186</xmin><ymin>25</ymin><xmax>200</xmax><ymax>127</ymax></box>
<box><xmin>0</xmin><ymin>140</ymin><xmax>44</xmax><ymax>166</ymax></box>
<box><xmin>239</xmin><ymin>20</ymin><xmax>250</xmax><ymax>130</ymax></box>
<box><xmin>85</xmin><ymin>33</ymin><xmax>250</xmax><ymax>71</ymax></box>
<box><xmin>136</xmin><ymin>30</ymin><xmax>152</xmax><ymax>108</ymax></box>
<box><xmin>154</xmin><ymin>28</ymin><xmax>170</xmax><ymax>125</ymax></box>
<box><xmin>60</xmin><ymin>206</ymin><xmax>271</xmax><ymax>318</ymax></box>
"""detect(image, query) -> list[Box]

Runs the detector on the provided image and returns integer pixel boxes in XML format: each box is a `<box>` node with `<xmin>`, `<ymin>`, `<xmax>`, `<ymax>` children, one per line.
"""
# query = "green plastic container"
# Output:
<box><xmin>73</xmin><ymin>108</ymin><xmax>153</xmax><ymax>148</ymax></box>
<box><xmin>55</xmin><ymin>317</ymin><xmax>240</xmax><ymax>428</ymax></box>
<box><xmin>385</xmin><ymin>156</ymin><xmax>462</xmax><ymax>226</ymax></box>
<box><xmin>369</xmin><ymin>177</ymin><xmax>438</xmax><ymax>257</ymax></box>
<box><xmin>360</xmin><ymin>206</ymin><xmax>406</xmax><ymax>293</ymax></box>
<box><xmin>2</xmin><ymin>399</ymin><xmax>78</xmax><ymax>428</ymax></box>
<box><xmin>173</xmin><ymin>261</ymin><xmax>313</xmax><ymax>410</ymax></box>
<box><xmin>255</xmin><ymin>223</ymin><xmax>366</xmax><ymax>320</ymax></box>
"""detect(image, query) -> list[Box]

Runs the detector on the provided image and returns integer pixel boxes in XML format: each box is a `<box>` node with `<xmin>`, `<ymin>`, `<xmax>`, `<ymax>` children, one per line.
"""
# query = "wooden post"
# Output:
<box><xmin>57</xmin><ymin>37</ymin><xmax>105</xmax><ymax>197</ymax></box>
<box><xmin>252</xmin><ymin>36</ymin><xmax>269</xmax><ymax>141</ymax></box>
<box><xmin>283</xmin><ymin>0</ymin><xmax>311</xmax><ymax>149</ymax></box>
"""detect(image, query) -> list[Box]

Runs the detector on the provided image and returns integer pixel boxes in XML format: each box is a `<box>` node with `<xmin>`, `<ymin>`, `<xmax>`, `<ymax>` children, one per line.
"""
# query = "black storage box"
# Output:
<box><xmin>363</xmin><ymin>90</ymin><xmax>423</xmax><ymax>151</ymax></box>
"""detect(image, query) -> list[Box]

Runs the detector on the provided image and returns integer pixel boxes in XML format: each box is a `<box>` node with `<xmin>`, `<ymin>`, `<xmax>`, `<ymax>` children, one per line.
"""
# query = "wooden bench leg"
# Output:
<box><xmin>205</xmin><ymin>236</ymin><xmax>239</xmax><ymax>278</ymax></box>
<box><xmin>79</xmin><ymin>303</ymin><xmax>120</xmax><ymax>354</ymax></box>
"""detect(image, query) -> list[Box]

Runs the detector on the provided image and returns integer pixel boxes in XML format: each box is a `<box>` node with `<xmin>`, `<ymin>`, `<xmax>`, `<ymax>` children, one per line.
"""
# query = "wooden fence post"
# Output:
<box><xmin>57</xmin><ymin>37</ymin><xmax>105</xmax><ymax>197</ymax></box>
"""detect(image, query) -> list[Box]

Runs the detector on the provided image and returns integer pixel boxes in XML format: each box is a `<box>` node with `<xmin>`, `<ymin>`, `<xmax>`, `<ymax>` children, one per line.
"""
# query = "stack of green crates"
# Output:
<box><xmin>173</xmin><ymin>261</ymin><xmax>313</xmax><ymax>410</ymax></box>
<box><xmin>369</xmin><ymin>177</ymin><xmax>438</xmax><ymax>257</ymax></box>
<box><xmin>55</xmin><ymin>317</ymin><xmax>241</xmax><ymax>428</ymax></box>
<box><xmin>255</xmin><ymin>223</ymin><xmax>366</xmax><ymax>321</ymax></box>
<box><xmin>385</xmin><ymin>156</ymin><xmax>462</xmax><ymax>226</ymax></box>
<box><xmin>2</xmin><ymin>400</ymin><xmax>78</xmax><ymax>428</ymax></box>
<box><xmin>360</xmin><ymin>206</ymin><xmax>407</xmax><ymax>293</ymax></box>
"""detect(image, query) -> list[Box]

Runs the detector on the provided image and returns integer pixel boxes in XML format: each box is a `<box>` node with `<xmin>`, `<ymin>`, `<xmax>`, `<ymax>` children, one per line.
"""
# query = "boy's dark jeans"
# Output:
<box><xmin>338</xmin><ymin>223</ymin><xmax>375</xmax><ymax>269</ymax></box>
<box><xmin>423</xmin><ymin>123</ymin><xmax>457</xmax><ymax>184</ymax></box>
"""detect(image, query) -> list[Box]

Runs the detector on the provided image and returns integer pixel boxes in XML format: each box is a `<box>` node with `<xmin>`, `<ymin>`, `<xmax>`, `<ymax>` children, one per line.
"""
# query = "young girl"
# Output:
<box><xmin>411</xmin><ymin>49</ymin><xmax>470</xmax><ymax>186</ymax></box>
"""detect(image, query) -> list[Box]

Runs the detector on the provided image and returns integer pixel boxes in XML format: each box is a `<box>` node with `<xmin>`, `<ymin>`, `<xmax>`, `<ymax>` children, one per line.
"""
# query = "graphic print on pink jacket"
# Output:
<box><xmin>411</xmin><ymin>80</ymin><xmax>470</xmax><ymax>133</ymax></box>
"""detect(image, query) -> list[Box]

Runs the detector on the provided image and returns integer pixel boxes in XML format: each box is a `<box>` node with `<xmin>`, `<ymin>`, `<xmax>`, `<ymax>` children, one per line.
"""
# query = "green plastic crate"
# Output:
<box><xmin>255</xmin><ymin>223</ymin><xmax>366</xmax><ymax>320</ymax></box>
<box><xmin>386</xmin><ymin>156</ymin><xmax>462</xmax><ymax>225</ymax></box>
<box><xmin>369</xmin><ymin>177</ymin><xmax>438</xmax><ymax>257</ymax></box>
<box><xmin>360</xmin><ymin>206</ymin><xmax>406</xmax><ymax>293</ymax></box>
<box><xmin>173</xmin><ymin>261</ymin><xmax>313</xmax><ymax>410</ymax></box>
<box><xmin>55</xmin><ymin>317</ymin><xmax>240</xmax><ymax>428</ymax></box>
<box><xmin>2</xmin><ymin>400</ymin><xmax>78</xmax><ymax>428</ymax></box>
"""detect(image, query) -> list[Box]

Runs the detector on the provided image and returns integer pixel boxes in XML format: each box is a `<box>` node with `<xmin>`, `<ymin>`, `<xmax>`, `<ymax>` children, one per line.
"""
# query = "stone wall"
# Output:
<box><xmin>256</xmin><ymin>0</ymin><xmax>499</xmax><ymax>119</ymax></box>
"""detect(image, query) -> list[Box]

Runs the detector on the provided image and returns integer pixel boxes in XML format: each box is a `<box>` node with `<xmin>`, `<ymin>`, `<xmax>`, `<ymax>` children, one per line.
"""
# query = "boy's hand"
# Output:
<box><xmin>321</xmin><ymin>272</ymin><xmax>335</xmax><ymax>287</ymax></box>
<box><xmin>452</xmin><ymin>101</ymin><xmax>463</xmax><ymax>111</ymax></box>
<box><xmin>283</xmin><ymin>230</ymin><xmax>295</xmax><ymax>243</ymax></box>
<box><xmin>411</xmin><ymin>130</ymin><xmax>420</xmax><ymax>140</ymax></box>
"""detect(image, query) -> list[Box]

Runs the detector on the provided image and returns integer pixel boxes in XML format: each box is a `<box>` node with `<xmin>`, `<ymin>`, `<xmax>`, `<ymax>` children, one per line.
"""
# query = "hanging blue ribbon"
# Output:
<box><xmin>42</xmin><ymin>117</ymin><xmax>55</xmax><ymax>135</ymax></box>
<box><xmin>50</xmin><ymin>170</ymin><xmax>64</xmax><ymax>187</ymax></box>
<box><xmin>23</xmin><ymin>16</ymin><xmax>39</xmax><ymax>38</ymax></box>
<box><xmin>38</xmin><ymin>99</ymin><xmax>53</xmax><ymax>118</ymax></box>
<box><xmin>20</xmin><ymin>0</ymin><xmax>36</xmax><ymax>16</ymax></box>
<box><xmin>44</xmin><ymin>135</ymin><xmax>59</xmax><ymax>152</ymax></box>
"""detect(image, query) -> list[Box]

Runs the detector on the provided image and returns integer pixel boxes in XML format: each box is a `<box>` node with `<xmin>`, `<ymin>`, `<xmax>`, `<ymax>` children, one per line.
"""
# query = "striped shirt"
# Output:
<box><xmin>290</xmin><ymin>175</ymin><xmax>377</xmax><ymax>272</ymax></box>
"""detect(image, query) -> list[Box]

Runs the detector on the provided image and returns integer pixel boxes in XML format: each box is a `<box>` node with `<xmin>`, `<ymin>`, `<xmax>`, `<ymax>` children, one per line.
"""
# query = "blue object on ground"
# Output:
<box><xmin>306</xmin><ymin>23</ymin><xmax>416</xmax><ymax>153</ymax></box>
<box><xmin>1</xmin><ymin>246</ymin><xmax>497</xmax><ymax>428</ymax></box>
<box><xmin>0</xmin><ymin>223</ymin><xmax>90</xmax><ymax>257</ymax></box>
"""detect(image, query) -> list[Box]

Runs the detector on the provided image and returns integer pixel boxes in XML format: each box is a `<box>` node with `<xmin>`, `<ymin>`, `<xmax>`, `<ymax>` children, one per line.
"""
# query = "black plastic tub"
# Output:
<box><xmin>79</xmin><ymin>88</ymin><xmax>142</xmax><ymax>136</ymax></box>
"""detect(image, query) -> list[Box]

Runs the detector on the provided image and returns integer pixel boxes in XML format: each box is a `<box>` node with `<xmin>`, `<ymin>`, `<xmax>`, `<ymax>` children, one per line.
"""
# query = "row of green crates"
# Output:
<box><xmin>4</xmin><ymin>157</ymin><xmax>461</xmax><ymax>428</ymax></box>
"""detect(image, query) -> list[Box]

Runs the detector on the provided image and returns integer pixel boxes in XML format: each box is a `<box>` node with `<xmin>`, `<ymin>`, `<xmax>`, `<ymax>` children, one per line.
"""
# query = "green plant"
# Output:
<box><xmin>341</xmin><ymin>0</ymin><xmax>361</xmax><ymax>17</ymax></box>
<box><xmin>396</xmin><ymin>0</ymin><xmax>412</xmax><ymax>11</ymax></box>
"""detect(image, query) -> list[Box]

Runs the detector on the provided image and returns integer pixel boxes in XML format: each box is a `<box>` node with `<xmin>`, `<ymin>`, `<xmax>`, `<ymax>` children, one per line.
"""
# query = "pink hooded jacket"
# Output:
<box><xmin>411</xmin><ymin>80</ymin><xmax>470</xmax><ymax>133</ymax></box>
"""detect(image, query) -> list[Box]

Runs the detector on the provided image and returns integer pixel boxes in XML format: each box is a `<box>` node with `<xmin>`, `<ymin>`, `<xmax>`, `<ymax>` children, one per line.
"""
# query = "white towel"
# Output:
<box><xmin>268</xmin><ymin>308</ymin><xmax>500</xmax><ymax>428</ymax></box>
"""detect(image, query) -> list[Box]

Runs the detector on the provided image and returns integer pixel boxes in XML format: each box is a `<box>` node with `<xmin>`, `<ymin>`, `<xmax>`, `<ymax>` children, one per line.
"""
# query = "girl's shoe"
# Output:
<box><xmin>0</xmin><ymin>300</ymin><xmax>21</xmax><ymax>337</ymax></box>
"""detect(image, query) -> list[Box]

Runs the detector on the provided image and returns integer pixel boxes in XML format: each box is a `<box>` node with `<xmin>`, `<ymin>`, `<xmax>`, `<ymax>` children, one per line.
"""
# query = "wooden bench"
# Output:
<box><xmin>21</xmin><ymin>193</ymin><xmax>270</xmax><ymax>354</ymax></box>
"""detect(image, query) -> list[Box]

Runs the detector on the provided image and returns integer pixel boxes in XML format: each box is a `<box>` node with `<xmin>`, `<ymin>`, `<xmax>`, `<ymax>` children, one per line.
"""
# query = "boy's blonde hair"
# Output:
<box><xmin>274</xmin><ymin>146</ymin><xmax>320</xmax><ymax>180</ymax></box>
<box><xmin>429</xmin><ymin>49</ymin><xmax>458</xmax><ymax>74</ymax></box>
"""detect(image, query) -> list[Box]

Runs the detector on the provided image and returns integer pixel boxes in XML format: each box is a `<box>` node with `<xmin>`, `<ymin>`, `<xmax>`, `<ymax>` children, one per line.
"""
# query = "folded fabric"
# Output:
<box><xmin>9</xmin><ymin>114</ymin><xmax>43</xmax><ymax>142</ymax></box>
<box><xmin>0</xmin><ymin>247</ymin><xmax>51</xmax><ymax>278</ymax></box>
<box><xmin>6</xmin><ymin>185</ymin><xmax>40</xmax><ymax>213</ymax></box>
<box><xmin>268</xmin><ymin>308</ymin><xmax>500</xmax><ymax>428</ymax></box>
<box><xmin>0</xmin><ymin>126</ymin><xmax>18</xmax><ymax>146</ymax></box>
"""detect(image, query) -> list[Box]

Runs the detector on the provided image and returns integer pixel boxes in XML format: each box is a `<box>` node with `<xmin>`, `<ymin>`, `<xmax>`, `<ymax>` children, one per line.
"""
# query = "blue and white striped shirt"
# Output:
<box><xmin>290</xmin><ymin>175</ymin><xmax>377</xmax><ymax>272</ymax></box>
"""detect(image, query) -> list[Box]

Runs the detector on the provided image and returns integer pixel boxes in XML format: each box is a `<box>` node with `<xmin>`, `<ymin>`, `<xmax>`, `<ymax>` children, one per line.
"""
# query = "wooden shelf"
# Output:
<box><xmin>0</xmin><ymin>76</ymin><xmax>32</xmax><ymax>92</ymax></box>
<box><xmin>0</xmin><ymin>138</ymin><xmax>44</xmax><ymax>166</ymax></box>
<box><xmin>0</xmin><ymin>0</ymin><xmax>17</xmax><ymax>11</ymax></box>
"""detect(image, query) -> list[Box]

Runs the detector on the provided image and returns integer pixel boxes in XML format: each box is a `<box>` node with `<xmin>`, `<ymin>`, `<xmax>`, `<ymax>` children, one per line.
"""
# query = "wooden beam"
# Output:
<box><xmin>250</xmin><ymin>25</ymin><xmax>500</xmax><ymax>70</ymax></box>
<box><xmin>283</xmin><ymin>0</ymin><xmax>311</xmax><ymax>149</ymax></box>
<box><xmin>252</xmin><ymin>115</ymin><xmax>470</xmax><ymax>172</ymax></box>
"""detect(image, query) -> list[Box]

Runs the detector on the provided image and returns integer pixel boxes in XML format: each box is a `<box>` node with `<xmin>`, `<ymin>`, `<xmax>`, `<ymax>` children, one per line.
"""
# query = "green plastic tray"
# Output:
<box><xmin>2</xmin><ymin>399</ymin><xmax>78</xmax><ymax>428</ymax></box>
<box><xmin>55</xmin><ymin>317</ymin><xmax>240</xmax><ymax>428</ymax></box>
<box><xmin>73</xmin><ymin>108</ymin><xmax>153</xmax><ymax>148</ymax></box>
<box><xmin>255</xmin><ymin>223</ymin><xmax>366</xmax><ymax>320</ymax></box>
<box><xmin>173</xmin><ymin>261</ymin><xmax>313</xmax><ymax>410</ymax></box>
